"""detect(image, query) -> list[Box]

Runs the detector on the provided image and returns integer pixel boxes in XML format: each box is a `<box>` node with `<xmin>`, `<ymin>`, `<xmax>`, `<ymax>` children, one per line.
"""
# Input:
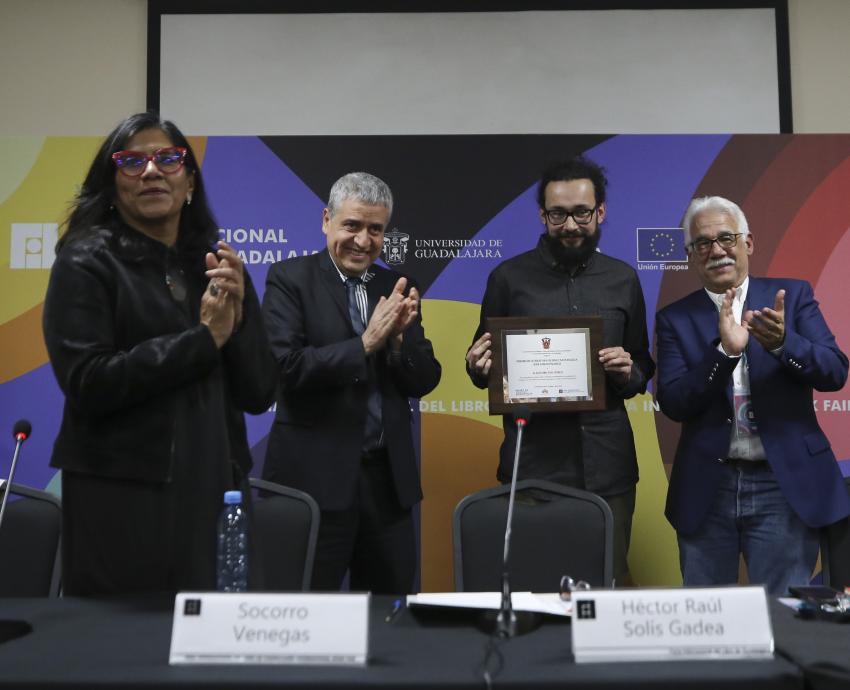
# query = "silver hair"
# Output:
<box><xmin>327</xmin><ymin>172</ymin><xmax>393</xmax><ymax>219</ymax></box>
<box><xmin>682</xmin><ymin>196</ymin><xmax>750</xmax><ymax>247</ymax></box>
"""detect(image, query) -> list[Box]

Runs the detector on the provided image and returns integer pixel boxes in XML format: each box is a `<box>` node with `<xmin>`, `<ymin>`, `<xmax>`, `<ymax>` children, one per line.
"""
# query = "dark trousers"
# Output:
<box><xmin>311</xmin><ymin>450</ymin><xmax>416</xmax><ymax>595</ymax></box>
<box><xmin>61</xmin><ymin>469</ymin><xmax>223</xmax><ymax>596</ymax></box>
<box><xmin>604</xmin><ymin>488</ymin><xmax>636</xmax><ymax>587</ymax></box>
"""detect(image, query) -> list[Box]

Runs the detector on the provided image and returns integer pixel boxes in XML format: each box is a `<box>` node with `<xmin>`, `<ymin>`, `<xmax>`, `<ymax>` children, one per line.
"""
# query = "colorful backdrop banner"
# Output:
<box><xmin>2</xmin><ymin>134</ymin><xmax>849</xmax><ymax>589</ymax></box>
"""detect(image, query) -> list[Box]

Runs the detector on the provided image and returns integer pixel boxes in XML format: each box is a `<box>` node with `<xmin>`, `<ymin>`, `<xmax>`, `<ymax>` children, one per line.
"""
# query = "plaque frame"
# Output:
<box><xmin>486</xmin><ymin>316</ymin><xmax>606</xmax><ymax>414</ymax></box>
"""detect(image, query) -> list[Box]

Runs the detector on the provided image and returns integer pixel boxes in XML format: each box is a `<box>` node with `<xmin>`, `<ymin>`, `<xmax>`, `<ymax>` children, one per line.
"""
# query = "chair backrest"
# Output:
<box><xmin>820</xmin><ymin>477</ymin><xmax>850</xmax><ymax>589</ymax></box>
<box><xmin>453</xmin><ymin>479</ymin><xmax>614</xmax><ymax>592</ymax></box>
<box><xmin>0</xmin><ymin>482</ymin><xmax>61</xmax><ymax>597</ymax></box>
<box><xmin>249</xmin><ymin>478</ymin><xmax>319</xmax><ymax>591</ymax></box>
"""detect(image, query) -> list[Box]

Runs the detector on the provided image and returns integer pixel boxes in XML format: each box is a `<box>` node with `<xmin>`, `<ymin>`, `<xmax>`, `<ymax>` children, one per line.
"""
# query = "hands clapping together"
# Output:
<box><xmin>719</xmin><ymin>288</ymin><xmax>785</xmax><ymax>357</ymax></box>
<box><xmin>362</xmin><ymin>277</ymin><xmax>420</xmax><ymax>355</ymax></box>
<box><xmin>201</xmin><ymin>240</ymin><xmax>245</xmax><ymax>348</ymax></box>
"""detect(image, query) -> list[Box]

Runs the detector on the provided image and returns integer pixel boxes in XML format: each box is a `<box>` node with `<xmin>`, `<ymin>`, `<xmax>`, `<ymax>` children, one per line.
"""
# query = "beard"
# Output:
<box><xmin>543</xmin><ymin>225</ymin><xmax>602</xmax><ymax>268</ymax></box>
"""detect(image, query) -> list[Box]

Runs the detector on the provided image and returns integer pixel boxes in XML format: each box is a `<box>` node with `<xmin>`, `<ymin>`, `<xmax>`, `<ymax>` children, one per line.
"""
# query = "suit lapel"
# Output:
<box><xmin>318</xmin><ymin>250</ymin><xmax>356</xmax><ymax>329</ymax></box>
<box><xmin>689</xmin><ymin>289</ymin><xmax>734</xmax><ymax>408</ymax></box>
<box><xmin>744</xmin><ymin>276</ymin><xmax>768</xmax><ymax>376</ymax></box>
<box><xmin>364</xmin><ymin>267</ymin><xmax>386</xmax><ymax>321</ymax></box>
<box><xmin>689</xmin><ymin>290</ymin><xmax>719</xmax><ymax>345</ymax></box>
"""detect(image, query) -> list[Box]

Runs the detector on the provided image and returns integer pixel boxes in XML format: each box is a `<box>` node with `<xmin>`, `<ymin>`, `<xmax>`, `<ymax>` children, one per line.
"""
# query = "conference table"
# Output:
<box><xmin>0</xmin><ymin>594</ymin><xmax>847</xmax><ymax>689</ymax></box>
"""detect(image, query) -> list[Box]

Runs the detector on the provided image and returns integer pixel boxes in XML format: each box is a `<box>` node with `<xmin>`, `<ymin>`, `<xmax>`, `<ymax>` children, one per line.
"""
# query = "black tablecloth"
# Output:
<box><xmin>0</xmin><ymin>595</ymin><xmax>805</xmax><ymax>689</ymax></box>
<box><xmin>772</xmin><ymin>598</ymin><xmax>850</xmax><ymax>690</ymax></box>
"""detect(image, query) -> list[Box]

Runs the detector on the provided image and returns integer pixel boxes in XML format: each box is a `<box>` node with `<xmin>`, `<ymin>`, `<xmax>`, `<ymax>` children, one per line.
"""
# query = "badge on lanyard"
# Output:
<box><xmin>733</xmin><ymin>351</ymin><xmax>757</xmax><ymax>438</ymax></box>
<box><xmin>734</xmin><ymin>393</ymin><xmax>758</xmax><ymax>438</ymax></box>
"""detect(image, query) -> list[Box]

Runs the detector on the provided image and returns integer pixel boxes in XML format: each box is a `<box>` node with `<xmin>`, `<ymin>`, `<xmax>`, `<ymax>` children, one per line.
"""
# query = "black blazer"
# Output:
<box><xmin>261</xmin><ymin>250</ymin><xmax>441</xmax><ymax>510</ymax></box>
<box><xmin>43</xmin><ymin>222</ymin><xmax>276</xmax><ymax>483</ymax></box>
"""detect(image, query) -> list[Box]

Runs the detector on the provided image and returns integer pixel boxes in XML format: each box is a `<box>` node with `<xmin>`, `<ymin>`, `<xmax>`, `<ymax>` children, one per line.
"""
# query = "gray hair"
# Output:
<box><xmin>327</xmin><ymin>172</ymin><xmax>393</xmax><ymax>219</ymax></box>
<box><xmin>682</xmin><ymin>196</ymin><xmax>749</xmax><ymax>246</ymax></box>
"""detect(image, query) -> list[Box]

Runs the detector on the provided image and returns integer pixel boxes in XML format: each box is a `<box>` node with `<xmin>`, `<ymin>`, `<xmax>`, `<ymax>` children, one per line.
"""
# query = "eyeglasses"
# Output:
<box><xmin>687</xmin><ymin>233</ymin><xmax>743</xmax><ymax>255</ymax></box>
<box><xmin>112</xmin><ymin>147</ymin><xmax>188</xmax><ymax>177</ymax></box>
<box><xmin>544</xmin><ymin>207</ymin><xmax>597</xmax><ymax>226</ymax></box>
<box><xmin>559</xmin><ymin>574</ymin><xmax>591</xmax><ymax>601</ymax></box>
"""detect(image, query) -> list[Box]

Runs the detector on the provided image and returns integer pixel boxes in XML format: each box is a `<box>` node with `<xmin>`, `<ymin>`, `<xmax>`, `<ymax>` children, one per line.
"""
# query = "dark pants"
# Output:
<box><xmin>61</xmin><ymin>469</ymin><xmax>224</xmax><ymax>596</ymax></box>
<box><xmin>311</xmin><ymin>450</ymin><xmax>416</xmax><ymax>595</ymax></box>
<box><xmin>604</xmin><ymin>488</ymin><xmax>636</xmax><ymax>587</ymax></box>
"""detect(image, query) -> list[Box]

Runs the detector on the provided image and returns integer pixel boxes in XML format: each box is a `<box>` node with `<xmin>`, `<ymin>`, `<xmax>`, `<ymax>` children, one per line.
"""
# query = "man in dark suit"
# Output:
<box><xmin>262</xmin><ymin>172</ymin><xmax>441</xmax><ymax>594</ymax></box>
<box><xmin>657</xmin><ymin>195</ymin><xmax>850</xmax><ymax>595</ymax></box>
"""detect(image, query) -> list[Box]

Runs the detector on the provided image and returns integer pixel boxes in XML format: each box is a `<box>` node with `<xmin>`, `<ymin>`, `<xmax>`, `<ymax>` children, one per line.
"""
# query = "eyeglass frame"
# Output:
<box><xmin>111</xmin><ymin>147</ymin><xmax>188</xmax><ymax>177</ymax></box>
<box><xmin>559</xmin><ymin>574</ymin><xmax>591</xmax><ymax>601</ymax></box>
<box><xmin>543</xmin><ymin>206</ymin><xmax>598</xmax><ymax>226</ymax></box>
<box><xmin>686</xmin><ymin>232</ymin><xmax>745</xmax><ymax>256</ymax></box>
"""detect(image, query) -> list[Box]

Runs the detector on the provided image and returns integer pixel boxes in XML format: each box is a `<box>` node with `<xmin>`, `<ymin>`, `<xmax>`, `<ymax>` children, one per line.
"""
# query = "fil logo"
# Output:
<box><xmin>10</xmin><ymin>223</ymin><xmax>58</xmax><ymax>269</ymax></box>
<box><xmin>542</xmin><ymin>337</ymin><xmax>551</xmax><ymax>350</ymax></box>
<box><xmin>576</xmin><ymin>599</ymin><xmax>596</xmax><ymax>620</ymax></box>
<box><xmin>382</xmin><ymin>228</ymin><xmax>410</xmax><ymax>266</ymax></box>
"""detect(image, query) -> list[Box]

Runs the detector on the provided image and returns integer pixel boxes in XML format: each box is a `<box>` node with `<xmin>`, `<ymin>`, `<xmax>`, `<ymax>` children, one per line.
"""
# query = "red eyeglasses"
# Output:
<box><xmin>112</xmin><ymin>147</ymin><xmax>188</xmax><ymax>177</ymax></box>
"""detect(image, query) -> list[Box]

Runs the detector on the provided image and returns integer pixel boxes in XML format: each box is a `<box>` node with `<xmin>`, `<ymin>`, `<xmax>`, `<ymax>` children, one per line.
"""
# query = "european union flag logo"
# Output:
<box><xmin>636</xmin><ymin>228</ymin><xmax>687</xmax><ymax>263</ymax></box>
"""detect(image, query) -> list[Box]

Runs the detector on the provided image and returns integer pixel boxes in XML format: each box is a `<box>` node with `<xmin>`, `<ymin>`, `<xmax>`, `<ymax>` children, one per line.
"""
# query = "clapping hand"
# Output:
<box><xmin>719</xmin><ymin>288</ymin><xmax>748</xmax><ymax>357</ymax></box>
<box><xmin>205</xmin><ymin>241</ymin><xmax>245</xmax><ymax>330</ymax></box>
<box><xmin>743</xmin><ymin>289</ymin><xmax>785</xmax><ymax>351</ymax></box>
<box><xmin>362</xmin><ymin>277</ymin><xmax>415</xmax><ymax>355</ymax></box>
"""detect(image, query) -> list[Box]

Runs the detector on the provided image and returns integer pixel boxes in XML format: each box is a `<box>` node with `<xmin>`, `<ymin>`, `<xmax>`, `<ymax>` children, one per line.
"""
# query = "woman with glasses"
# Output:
<box><xmin>42</xmin><ymin>112</ymin><xmax>276</xmax><ymax>595</ymax></box>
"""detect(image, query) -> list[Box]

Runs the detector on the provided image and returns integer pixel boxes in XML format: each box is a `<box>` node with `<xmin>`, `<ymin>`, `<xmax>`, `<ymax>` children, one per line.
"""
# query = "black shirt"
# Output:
<box><xmin>468</xmin><ymin>234</ymin><xmax>655</xmax><ymax>496</ymax></box>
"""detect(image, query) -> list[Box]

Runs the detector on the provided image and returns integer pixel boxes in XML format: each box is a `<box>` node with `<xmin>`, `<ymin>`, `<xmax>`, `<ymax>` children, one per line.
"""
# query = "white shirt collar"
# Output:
<box><xmin>328</xmin><ymin>254</ymin><xmax>373</xmax><ymax>284</ymax></box>
<box><xmin>705</xmin><ymin>275</ymin><xmax>749</xmax><ymax>309</ymax></box>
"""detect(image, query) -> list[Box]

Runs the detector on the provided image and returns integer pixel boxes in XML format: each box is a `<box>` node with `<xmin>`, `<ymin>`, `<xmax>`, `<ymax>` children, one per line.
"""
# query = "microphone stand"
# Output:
<box><xmin>0</xmin><ymin>421</ymin><xmax>34</xmax><ymax>644</ymax></box>
<box><xmin>495</xmin><ymin>414</ymin><xmax>525</xmax><ymax>637</ymax></box>
<box><xmin>0</xmin><ymin>428</ymin><xmax>28</xmax><ymax>535</ymax></box>
<box><xmin>479</xmin><ymin>407</ymin><xmax>539</xmax><ymax>638</ymax></box>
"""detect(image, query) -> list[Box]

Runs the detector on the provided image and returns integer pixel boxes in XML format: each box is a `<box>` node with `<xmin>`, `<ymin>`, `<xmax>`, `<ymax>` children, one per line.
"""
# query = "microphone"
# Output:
<box><xmin>12</xmin><ymin>419</ymin><xmax>31</xmax><ymax>442</ymax></box>
<box><xmin>0</xmin><ymin>420</ymin><xmax>34</xmax><ymax>644</ymax></box>
<box><xmin>513</xmin><ymin>407</ymin><xmax>531</xmax><ymax>428</ymax></box>
<box><xmin>495</xmin><ymin>406</ymin><xmax>533</xmax><ymax>638</ymax></box>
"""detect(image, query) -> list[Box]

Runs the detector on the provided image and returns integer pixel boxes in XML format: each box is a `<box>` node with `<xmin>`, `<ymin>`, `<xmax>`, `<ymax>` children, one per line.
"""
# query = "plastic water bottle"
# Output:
<box><xmin>216</xmin><ymin>490</ymin><xmax>249</xmax><ymax>592</ymax></box>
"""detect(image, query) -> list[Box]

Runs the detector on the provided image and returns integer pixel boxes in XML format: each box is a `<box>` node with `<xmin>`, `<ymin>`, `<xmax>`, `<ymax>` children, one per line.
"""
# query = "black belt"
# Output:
<box><xmin>725</xmin><ymin>458</ymin><xmax>770</xmax><ymax>471</ymax></box>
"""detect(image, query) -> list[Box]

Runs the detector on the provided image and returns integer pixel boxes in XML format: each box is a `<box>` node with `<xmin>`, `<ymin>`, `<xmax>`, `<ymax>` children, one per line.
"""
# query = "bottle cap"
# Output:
<box><xmin>224</xmin><ymin>490</ymin><xmax>242</xmax><ymax>504</ymax></box>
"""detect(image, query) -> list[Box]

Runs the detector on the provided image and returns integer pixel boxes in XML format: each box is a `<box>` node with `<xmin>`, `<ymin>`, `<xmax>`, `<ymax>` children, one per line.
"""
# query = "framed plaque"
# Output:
<box><xmin>486</xmin><ymin>316</ymin><xmax>606</xmax><ymax>414</ymax></box>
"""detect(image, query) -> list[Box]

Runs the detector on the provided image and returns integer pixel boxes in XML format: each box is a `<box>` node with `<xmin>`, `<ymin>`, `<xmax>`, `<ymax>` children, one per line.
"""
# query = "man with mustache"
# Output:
<box><xmin>466</xmin><ymin>156</ymin><xmax>654</xmax><ymax>586</ymax></box>
<box><xmin>656</xmin><ymin>196</ymin><xmax>850</xmax><ymax>595</ymax></box>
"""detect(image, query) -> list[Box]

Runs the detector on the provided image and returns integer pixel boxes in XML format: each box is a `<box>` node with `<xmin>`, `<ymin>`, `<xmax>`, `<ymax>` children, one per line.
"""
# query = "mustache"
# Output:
<box><xmin>706</xmin><ymin>257</ymin><xmax>736</xmax><ymax>269</ymax></box>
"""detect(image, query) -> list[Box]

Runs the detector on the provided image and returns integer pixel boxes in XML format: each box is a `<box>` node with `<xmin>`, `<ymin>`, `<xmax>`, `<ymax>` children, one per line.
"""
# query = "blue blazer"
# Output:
<box><xmin>656</xmin><ymin>276</ymin><xmax>850</xmax><ymax>534</ymax></box>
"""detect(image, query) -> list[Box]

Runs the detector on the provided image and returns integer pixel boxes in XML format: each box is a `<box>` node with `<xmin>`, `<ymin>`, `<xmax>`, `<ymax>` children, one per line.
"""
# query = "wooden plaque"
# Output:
<box><xmin>486</xmin><ymin>316</ymin><xmax>606</xmax><ymax>414</ymax></box>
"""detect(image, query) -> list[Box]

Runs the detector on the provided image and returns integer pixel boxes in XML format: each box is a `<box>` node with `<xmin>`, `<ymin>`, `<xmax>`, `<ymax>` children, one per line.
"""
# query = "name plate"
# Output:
<box><xmin>169</xmin><ymin>592</ymin><xmax>370</xmax><ymax>665</ymax></box>
<box><xmin>571</xmin><ymin>586</ymin><xmax>773</xmax><ymax>662</ymax></box>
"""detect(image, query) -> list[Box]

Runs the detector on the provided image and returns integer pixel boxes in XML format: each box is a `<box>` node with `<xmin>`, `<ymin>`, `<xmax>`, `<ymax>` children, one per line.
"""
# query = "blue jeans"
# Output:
<box><xmin>678</xmin><ymin>460</ymin><xmax>819</xmax><ymax>596</ymax></box>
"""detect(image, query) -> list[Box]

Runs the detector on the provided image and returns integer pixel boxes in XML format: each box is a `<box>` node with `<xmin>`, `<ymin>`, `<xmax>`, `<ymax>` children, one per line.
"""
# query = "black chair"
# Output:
<box><xmin>0</xmin><ymin>482</ymin><xmax>61</xmax><ymax>597</ymax></box>
<box><xmin>248</xmin><ymin>477</ymin><xmax>319</xmax><ymax>591</ymax></box>
<box><xmin>820</xmin><ymin>477</ymin><xmax>850</xmax><ymax>589</ymax></box>
<box><xmin>453</xmin><ymin>479</ymin><xmax>614</xmax><ymax>592</ymax></box>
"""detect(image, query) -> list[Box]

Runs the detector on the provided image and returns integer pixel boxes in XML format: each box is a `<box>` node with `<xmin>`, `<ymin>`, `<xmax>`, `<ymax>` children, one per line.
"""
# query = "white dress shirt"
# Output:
<box><xmin>705</xmin><ymin>277</ymin><xmax>767</xmax><ymax>461</ymax></box>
